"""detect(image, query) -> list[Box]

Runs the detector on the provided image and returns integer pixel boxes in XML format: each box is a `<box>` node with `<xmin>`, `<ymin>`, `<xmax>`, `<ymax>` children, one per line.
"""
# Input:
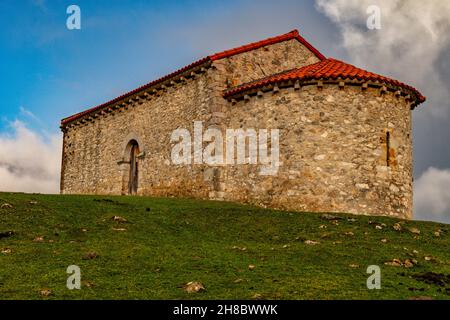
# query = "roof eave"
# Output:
<box><xmin>224</xmin><ymin>77</ymin><xmax>426</xmax><ymax>108</ymax></box>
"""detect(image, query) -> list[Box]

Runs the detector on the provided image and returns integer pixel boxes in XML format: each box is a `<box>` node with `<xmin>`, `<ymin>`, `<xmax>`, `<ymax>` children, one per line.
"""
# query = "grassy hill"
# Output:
<box><xmin>0</xmin><ymin>193</ymin><xmax>449</xmax><ymax>300</ymax></box>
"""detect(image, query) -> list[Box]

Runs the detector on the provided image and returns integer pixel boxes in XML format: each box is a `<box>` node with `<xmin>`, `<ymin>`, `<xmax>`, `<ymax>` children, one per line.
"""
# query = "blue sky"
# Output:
<box><xmin>1</xmin><ymin>0</ymin><xmax>450</xmax><ymax>222</ymax></box>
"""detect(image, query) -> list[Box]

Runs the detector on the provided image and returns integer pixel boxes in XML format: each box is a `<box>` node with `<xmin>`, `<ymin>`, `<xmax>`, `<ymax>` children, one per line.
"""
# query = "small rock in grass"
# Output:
<box><xmin>248</xmin><ymin>264</ymin><xmax>256</xmax><ymax>271</ymax></box>
<box><xmin>112</xmin><ymin>227</ymin><xmax>127</xmax><ymax>231</ymax></box>
<box><xmin>380</xmin><ymin>238</ymin><xmax>388</xmax><ymax>243</ymax></box>
<box><xmin>1</xmin><ymin>248</ymin><xmax>12</xmax><ymax>254</ymax></box>
<box><xmin>408</xmin><ymin>227</ymin><xmax>421</xmax><ymax>235</ymax></box>
<box><xmin>404</xmin><ymin>259</ymin><xmax>415</xmax><ymax>268</ymax></box>
<box><xmin>1</xmin><ymin>203</ymin><xmax>13</xmax><ymax>209</ymax></box>
<box><xmin>304</xmin><ymin>240</ymin><xmax>320</xmax><ymax>245</ymax></box>
<box><xmin>232</xmin><ymin>246</ymin><xmax>247</xmax><ymax>251</ymax></box>
<box><xmin>183</xmin><ymin>281</ymin><xmax>205</xmax><ymax>294</ymax></box>
<box><xmin>39</xmin><ymin>289</ymin><xmax>52</xmax><ymax>297</ymax></box>
<box><xmin>33</xmin><ymin>236</ymin><xmax>44</xmax><ymax>242</ymax></box>
<box><xmin>345</xmin><ymin>231</ymin><xmax>354</xmax><ymax>236</ymax></box>
<box><xmin>282</xmin><ymin>244</ymin><xmax>290</xmax><ymax>248</ymax></box>
<box><xmin>424</xmin><ymin>256</ymin><xmax>435</xmax><ymax>262</ymax></box>
<box><xmin>112</xmin><ymin>216</ymin><xmax>127</xmax><ymax>223</ymax></box>
<box><xmin>375</xmin><ymin>225</ymin><xmax>383</xmax><ymax>230</ymax></box>
<box><xmin>385</xmin><ymin>259</ymin><xmax>417</xmax><ymax>268</ymax></box>
<box><xmin>349</xmin><ymin>264</ymin><xmax>360</xmax><ymax>268</ymax></box>
<box><xmin>234</xmin><ymin>278</ymin><xmax>244</xmax><ymax>284</ymax></box>
<box><xmin>385</xmin><ymin>259</ymin><xmax>403</xmax><ymax>267</ymax></box>
<box><xmin>252</xmin><ymin>293</ymin><xmax>263</xmax><ymax>300</ymax></box>
<box><xmin>393</xmin><ymin>223</ymin><xmax>402</xmax><ymax>231</ymax></box>
<box><xmin>347</xmin><ymin>218</ymin><xmax>357</xmax><ymax>222</ymax></box>
<box><xmin>319</xmin><ymin>225</ymin><xmax>327</xmax><ymax>229</ymax></box>
<box><xmin>29</xmin><ymin>201</ymin><xmax>38</xmax><ymax>205</ymax></box>
<box><xmin>82</xmin><ymin>251</ymin><xmax>99</xmax><ymax>260</ymax></box>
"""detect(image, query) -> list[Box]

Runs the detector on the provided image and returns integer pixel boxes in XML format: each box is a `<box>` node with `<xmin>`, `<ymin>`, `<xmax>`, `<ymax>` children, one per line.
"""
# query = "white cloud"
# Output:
<box><xmin>414</xmin><ymin>167</ymin><xmax>450</xmax><ymax>223</ymax></box>
<box><xmin>315</xmin><ymin>0</ymin><xmax>450</xmax><ymax>118</ymax></box>
<box><xmin>0</xmin><ymin>121</ymin><xmax>61</xmax><ymax>194</ymax></box>
<box><xmin>19</xmin><ymin>106</ymin><xmax>42</xmax><ymax>124</ymax></box>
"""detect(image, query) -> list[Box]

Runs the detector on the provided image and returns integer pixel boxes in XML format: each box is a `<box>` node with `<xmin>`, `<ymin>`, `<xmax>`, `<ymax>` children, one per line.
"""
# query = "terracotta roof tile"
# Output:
<box><xmin>210</xmin><ymin>30</ymin><xmax>325</xmax><ymax>61</ymax></box>
<box><xmin>223</xmin><ymin>58</ymin><xmax>426</xmax><ymax>106</ymax></box>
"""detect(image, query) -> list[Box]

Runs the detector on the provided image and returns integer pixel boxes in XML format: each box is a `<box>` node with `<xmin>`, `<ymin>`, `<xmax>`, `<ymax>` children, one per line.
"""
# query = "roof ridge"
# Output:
<box><xmin>209</xmin><ymin>29</ymin><xmax>324</xmax><ymax>61</ymax></box>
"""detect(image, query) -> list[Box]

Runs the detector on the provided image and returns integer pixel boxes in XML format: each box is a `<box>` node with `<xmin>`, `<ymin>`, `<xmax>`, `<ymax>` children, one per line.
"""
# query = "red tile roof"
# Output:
<box><xmin>61</xmin><ymin>30</ymin><xmax>324</xmax><ymax>126</ymax></box>
<box><xmin>209</xmin><ymin>29</ymin><xmax>326</xmax><ymax>61</ymax></box>
<box><xmin>223</xmin><ymin>58</ymin><xmax>426</xmax><ymax>106</ymax></box>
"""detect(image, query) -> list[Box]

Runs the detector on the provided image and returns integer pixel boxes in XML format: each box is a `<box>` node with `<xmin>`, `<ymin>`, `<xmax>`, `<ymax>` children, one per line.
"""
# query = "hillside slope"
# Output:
<box><xmin>0</xmin><ymin>193</ymin><xmax>449</xmax><ymax>300</ymax></box>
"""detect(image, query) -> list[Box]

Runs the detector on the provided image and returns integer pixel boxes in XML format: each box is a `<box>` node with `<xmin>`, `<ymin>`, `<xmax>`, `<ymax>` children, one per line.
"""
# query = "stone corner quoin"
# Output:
<box><xmin>59</xmin><ymin>30</ymin><xmax>425</xmax><ymax>220</ymax></box>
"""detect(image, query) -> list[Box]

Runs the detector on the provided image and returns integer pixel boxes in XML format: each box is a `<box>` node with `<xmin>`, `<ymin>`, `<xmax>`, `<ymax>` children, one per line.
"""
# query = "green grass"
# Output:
<box><xmin>0</xmin><ymin>192</ymin><xmax>449</xmax><ymax>300</ymax></box>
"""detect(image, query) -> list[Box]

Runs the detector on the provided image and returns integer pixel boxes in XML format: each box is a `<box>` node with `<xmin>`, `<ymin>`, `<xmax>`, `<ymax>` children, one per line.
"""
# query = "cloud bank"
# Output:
<box><xmin>315</xmin><ymin>0</ymin><xmax>450</xmax><ymax>118</ymax></box>
<box><xmin>0</xmin><ymin>121</ymin><xmax>61</xmax><ymax>194</ymax></box>
<box><xmin>414</xmin><ymin>168</ymin><xmax>450</xmax><ymax>223</ymax></box>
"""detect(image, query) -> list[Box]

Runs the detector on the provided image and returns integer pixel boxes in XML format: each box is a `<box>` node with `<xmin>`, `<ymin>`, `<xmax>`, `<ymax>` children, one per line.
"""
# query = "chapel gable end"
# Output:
<box><xmin>211</xmin><ymin>31</ymin><xmax>325</xmax><ymax>88</ymax></box>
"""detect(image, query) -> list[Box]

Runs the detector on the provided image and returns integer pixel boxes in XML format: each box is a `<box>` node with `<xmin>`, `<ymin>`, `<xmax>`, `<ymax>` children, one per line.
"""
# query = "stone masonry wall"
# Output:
<box><xmin>206</xmin><ymin>39</ymin><xmax>321</xmax><ymax>199</ymax></box>
<box><xmin>224</xmin><ymin>85</ymin><xmax>413</xmax><ymax>219</ymax></box>
<box><xmin>61</xmin><ymin>39</ymin><xmax>319</xmax><ymax>199</ymax></box>
<box><xmin>62</xmin><ymin>37</ymin><xmax>414</xmax><ymax>218</ymax></box>
<box><xmin>62</xmin><ymin>70</ymin><xmax>215</xmax><ymax>197</ymax></box>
